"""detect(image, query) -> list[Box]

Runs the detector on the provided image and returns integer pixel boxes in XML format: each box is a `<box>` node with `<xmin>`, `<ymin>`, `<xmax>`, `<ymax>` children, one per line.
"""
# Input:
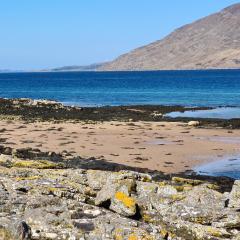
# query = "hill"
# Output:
<box><xmin>50</xmin><ymin>63</ymin><xmax>106</xmax><ymax>72</ymax></box>
<box><xmin>100</xmin><ymin>3</ymin><xmax>240</xmax><ymax>71</ymax></box>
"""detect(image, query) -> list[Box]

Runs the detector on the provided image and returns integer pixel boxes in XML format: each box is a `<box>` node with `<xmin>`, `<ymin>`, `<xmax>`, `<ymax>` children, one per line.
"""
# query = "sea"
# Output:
<box><xmin>0</xmin><ymin>69</ymin><xmax>240</xmax><ymax>179</ymax></box>
<box><xmin>0</xmin><ymin>69</ymin><xmax>240</xmax><ymax>107</ymax></box>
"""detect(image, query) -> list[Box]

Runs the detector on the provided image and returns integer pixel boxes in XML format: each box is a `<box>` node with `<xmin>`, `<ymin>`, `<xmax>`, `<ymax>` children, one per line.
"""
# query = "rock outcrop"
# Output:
<box><xmin>100</xmin><ymin>3</ymin><xmax>240</xmax><ymax>71</ymax></box>
<box><xmin>1</xmin><ymin>97</ymin><xmax>240</xmax><ymax>129</ymax></box>
<box><xmin>0</xmin><ymin>146</ymin><xmax>239</xmax><ymax>239</ymax></box>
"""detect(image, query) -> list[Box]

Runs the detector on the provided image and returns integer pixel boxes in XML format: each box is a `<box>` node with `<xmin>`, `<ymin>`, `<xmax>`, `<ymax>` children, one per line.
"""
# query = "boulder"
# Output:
<box><xmin>229</xmin><ymin>180</ymin><xmax>240</xmax><ymax>209</ymax></box>
<box><xmin>87</xmin><ymin>169</ymin><xmax>112</xmax><ymax>190</ymax></box>
<box><xmin>95</xmin><ymin>177</ymin><xmax>136</xmax><ymax>217</ymax></box>
<box><xmin>171</xmin><ymin>184</ymin><xmax>226</xmax><ymax>224</ymax></box>
<box><xmin>0</xmin><ymin>154</ymin><xmax>13</xmax><ymax>167</ymax></box>
<box><xmin>151</xmin><ymin>111</ymin><xmax>163</xmax><ymax>119</ymax></box>
<box><xmin>95</xmin><ymin>182</ymin><xmax>116</xmax><ymax>206</ymax></box>
<box><xmin>212</xmin><ymin>211</ymin><xmax>240</xmax><ymax>229</ymax></box>
<box><xmin>188</xmin><ymin>121</ymin><xmax>200</xmax><ymax>127</ymax></box>
<box><xmin>110</xmin><ymin>185</ymin><xmax>137</xmax><ymax>217</ymax></box>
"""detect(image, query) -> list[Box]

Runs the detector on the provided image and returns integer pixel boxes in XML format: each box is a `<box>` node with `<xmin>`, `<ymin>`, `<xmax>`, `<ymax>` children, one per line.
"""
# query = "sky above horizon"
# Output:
<box><xmin>0</xmin><ymin>0</ymin><xmax>239</xmax><ymax>70</ymax></box>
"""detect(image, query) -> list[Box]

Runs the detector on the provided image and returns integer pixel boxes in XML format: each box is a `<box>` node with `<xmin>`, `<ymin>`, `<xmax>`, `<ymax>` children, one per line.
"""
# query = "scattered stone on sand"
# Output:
<box><xmin>188</xmin><ymin>120</ymin><xmax>200</xmax><ymax>127</ymax></box>
<box><xmin>151</xmin><ymin>111</ymin><xmax>163</xmax><ymax>119</ymax></box>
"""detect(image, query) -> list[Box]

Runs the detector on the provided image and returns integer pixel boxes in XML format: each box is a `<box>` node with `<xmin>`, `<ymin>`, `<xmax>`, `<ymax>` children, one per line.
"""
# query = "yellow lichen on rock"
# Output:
<box><xmin>206</xmin><ymin>183</ymin><xmax>220</xmax><ymax>191</ymax></box>
<box><xmin>158</xmin><ymin>181</ymin><xmax>167</xmax><ymax>187</ymax></box>
<box><xmin>12</xmin><ymin>160</ymin><xmax>63</xmax><ymax>169</ymax></box>
<box><xmin>172</xmin><ymin>177</ymin><xmax>204</xmax><ymax>186</ymax></box>
<box><xmin>128</xmin><ymin>233</ymin><xmax>155</xmax><ymax>240</ymax></box>
<box><xmin>0</xmin><ymin>228</ymin><xmax>14</xmax><ymax>240</ymax></box>
<box><xmin>128</xmin><ymin>234</ymin><xmax>138</xmax><ymax>240</ymax></box>
<box><xmin>115</xmin><ymin>191</ymin><xmax>136</xmax><ymax>209</ymax></box>
<box><xmin>142</xmin><ymin>214</ymin><xmax>153</xmax><ymax>223</ymax></box>
<box><xmin>114</xmin><ymin>228</ymin><xmax>123</xmax><ymax>240</ymax></box>
<box><xmin>15</xmin><ymin>175</ymin><xmax>40</xmax><ymax>181</ymax></box>
<box><xmin>170</xmin><ymin>194</ymin><xmax>185</xmax><ymax>201</ymax></box>
<box><xmin>160</xmin><ymin>229</ymin><xmax>169</xmax><ymax>238</ymax></box>
<box><xmin>47</xmin><ymin>187</ymin><xmax>59</xmax><ymax>193</ymax></box>
<box><xmin>173</xmin><ymin>183</ymin><xmax>193</xmax><ymax>192</ymax></box>
<box><xmin>206</xmin><ymin>227</ymin><xmax>226</xmax><ymax>238</ymax></box>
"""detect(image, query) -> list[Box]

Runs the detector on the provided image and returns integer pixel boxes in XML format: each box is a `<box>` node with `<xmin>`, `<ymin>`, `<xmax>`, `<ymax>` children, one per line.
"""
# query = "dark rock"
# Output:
<box><xmin>16</xmin><ymin>221</ymin><xmax>31</xmax><ymax>240</ymax></box>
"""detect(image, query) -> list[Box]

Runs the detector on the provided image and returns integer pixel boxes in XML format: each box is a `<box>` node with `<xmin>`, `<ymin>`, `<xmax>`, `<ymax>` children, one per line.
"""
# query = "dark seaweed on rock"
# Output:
<box><xmin>0</xmin><ymin>98</ymin><xmax>208</xmax><ymax>121</ymax></box>
<box><xmin>1</xmin><ymin>98</ymin><xmax>240</xmax><ymax>128</ymax></box>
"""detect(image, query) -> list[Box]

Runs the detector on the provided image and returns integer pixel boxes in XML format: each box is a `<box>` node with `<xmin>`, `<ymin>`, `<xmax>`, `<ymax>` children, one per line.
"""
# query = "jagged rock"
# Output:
<box><xmin>157</xmin><ymin>184</ymin><xmax>178</xmax><ymax>197</ymax></box>
<box><xmin>136</xmin><ymin>181</ymin><xmax>159</xmax><ymax>196</ymax></box>
<box><xmin>229</xmin><ymin>180</ymin><xmax>240</xmax><ymax>209</ymax></box>
<box><xmin>0</xmin><ymin>148</ymin><xmax>240</xmax><ymax>239</ymax></box>
<box><xmin>16</xmin><ymin>221</ymin><xmax>32</xmax><ymax>240</ymax></box>
<box><xmin>110</xmin><ymin>185</ymin><xmax>137</xmax><ymax>217</ymax></box>
<box><xmin>193</xmin><ymin>184</ymin><xmax>225</xmax><ymax>206</ymax></box>
<box><xmin>24</xmin><ymin>196</ymin><xmax>163</xmax><ymax>239</ymax></box>
<box><xmin>87</xmin><ymin>169</ymin><xmax>112</xmax><ymax>190</ymax></box>
<box><xmin>212</xmin><ymin>211</ymin><xmax>240</xmax><ymax>229</ymax></box>
<box><xmin>0</xmin><ymin>154</ymin><xmax>13</xmax><ymax>167</ymax></box>
<box><xmin>167</xmin><ymin>220</ymin><xmax>232</xmax><ymax>240</ymax></box>
<box><xmin>174</xmin><ymin>184</ymin><xmax>226</xmax><ymax>223</ymax></box>
<box><xmin>95</xmin><ymin>176</ymin><xmax>136</xmax><ymax>217</ymax></box>
<box><xmin>95</xmin><ymin>182</ymin><xmax>116</xmax><ymax>206</ymax></box>
<box><xmin>0</xmin><ymin>154</ymin><xmax>12</xmax><ymax>162</ymax></box>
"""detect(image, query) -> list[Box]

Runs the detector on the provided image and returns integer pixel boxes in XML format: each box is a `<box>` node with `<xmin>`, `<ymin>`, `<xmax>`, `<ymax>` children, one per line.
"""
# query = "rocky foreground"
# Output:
<box><xmin>0</xmin><ymin>146</ymin><xmax>239</xmax><ymax>240</ymax></box>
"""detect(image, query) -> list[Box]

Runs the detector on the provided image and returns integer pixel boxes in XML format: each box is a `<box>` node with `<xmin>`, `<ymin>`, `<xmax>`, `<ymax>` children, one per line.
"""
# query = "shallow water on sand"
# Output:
<box><xmin>195</xmin><ymin>136</ymin><xmax>240</xmax><ymax>144</ymax></box>
<box><xmin>166</xmin><ymin>107</ymin><xmax>240</xmax><ymax>119</ymax></box>
<box><xmin>146</xmin><ymin>140</ymin><xmax>175</xmax><ymax>145</ymax></box>
<box><xmin>195</xmin><ymin>155</ymin><xmax>240</xmax><ymax>179</ymax></box>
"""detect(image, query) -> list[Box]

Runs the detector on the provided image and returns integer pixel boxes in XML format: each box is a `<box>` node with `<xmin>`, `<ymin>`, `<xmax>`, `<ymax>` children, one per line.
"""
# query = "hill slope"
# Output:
<box><xmin>100</xmin><ymin>4</ymin><xmax>240</xmax><ymax>71</ymax></box>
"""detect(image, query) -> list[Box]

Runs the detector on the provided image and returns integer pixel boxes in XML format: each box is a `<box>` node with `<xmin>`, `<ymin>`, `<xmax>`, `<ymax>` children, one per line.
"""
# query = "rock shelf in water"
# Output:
<box><xmin>0</xmin><ymin>98</ymin><xmax>240</xmax><ymax>128</ymax></box>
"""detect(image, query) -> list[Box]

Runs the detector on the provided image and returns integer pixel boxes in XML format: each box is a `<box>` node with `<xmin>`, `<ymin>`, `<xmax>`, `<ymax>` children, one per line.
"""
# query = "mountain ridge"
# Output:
<box><xmin>99</xmin><ymin>3</ymin><xmax>240</xmax><ymax>71</ymax></box>
<box><xmin>44</xmin><ymin>63</ymin><xmax>106</xmax><ymax>72</ymax></box>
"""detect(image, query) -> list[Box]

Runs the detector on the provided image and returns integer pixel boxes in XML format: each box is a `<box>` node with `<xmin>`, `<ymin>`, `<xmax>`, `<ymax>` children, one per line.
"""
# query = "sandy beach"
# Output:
<box><xmin>1</xmin><ymin>119</ymin><xmax>239</xmax><ymax>173</ymax></box>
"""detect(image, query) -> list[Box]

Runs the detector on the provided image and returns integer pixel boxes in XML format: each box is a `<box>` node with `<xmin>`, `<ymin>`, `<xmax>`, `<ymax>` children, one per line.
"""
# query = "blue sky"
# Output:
<box><xmin>0</xmin><ymin>0</ymin><xmax>239</xmax><ymax>70</ymax></box>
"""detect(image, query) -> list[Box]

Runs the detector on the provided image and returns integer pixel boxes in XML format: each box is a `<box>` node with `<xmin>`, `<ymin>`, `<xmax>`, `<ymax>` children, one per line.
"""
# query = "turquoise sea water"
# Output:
<box><xmin>195</xmin><ymin>156</ymin><xmax>240</xmax><ymax>179</ymax></box>
<box><xmin>166</xmin><ymin>107</ymin><xmax>240</xmax><ymax>119</ymax></box>
<box><xmin>0</xmin><ymin>69</ymin><xmax>240</xmax><ymax>107</ymax></box>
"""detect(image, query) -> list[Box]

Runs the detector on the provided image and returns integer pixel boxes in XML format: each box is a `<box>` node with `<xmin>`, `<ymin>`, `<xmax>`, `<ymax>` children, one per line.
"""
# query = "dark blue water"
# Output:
<box><xmin>0</xmin><ymin>69</ymin><xmax>240</xmax><ymax>107</ymax></box>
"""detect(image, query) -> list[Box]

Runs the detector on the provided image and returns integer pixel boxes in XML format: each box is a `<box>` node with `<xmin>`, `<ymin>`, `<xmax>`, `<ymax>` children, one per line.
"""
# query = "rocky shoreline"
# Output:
<box><xmin>1</xmin><ymin>98</ymin><xmax>240</xmax><ymax>128</ymax></box>
<box><xmin>0</xmin><ymin>145</ymin><xmax>239</xmax><ymax>240</ymax></box>
<box><xmin>0</xmin><ymin>98</ymin><xmax>240</xmax><ymax>239</ymax></box>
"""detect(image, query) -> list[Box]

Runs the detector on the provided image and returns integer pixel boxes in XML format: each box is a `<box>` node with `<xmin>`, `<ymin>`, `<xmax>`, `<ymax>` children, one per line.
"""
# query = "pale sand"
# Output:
<box><xmin>0</xmin><ymin>120</ymin><xmax>240</xmax><ymax>173</ymax></box>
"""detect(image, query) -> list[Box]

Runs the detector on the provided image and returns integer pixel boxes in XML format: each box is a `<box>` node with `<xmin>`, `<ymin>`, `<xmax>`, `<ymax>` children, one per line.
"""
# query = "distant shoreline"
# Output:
<box><xmin>1</xmin><ymin>68</ymin><xmax>240</xmax><ymax>74</ymax></box>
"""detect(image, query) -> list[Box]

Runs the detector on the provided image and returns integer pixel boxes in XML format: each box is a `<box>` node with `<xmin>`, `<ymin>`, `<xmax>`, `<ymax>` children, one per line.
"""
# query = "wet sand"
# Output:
<box><xmin>0</xmin><ymin>119</ymin><xmax>239</xmax><ymax>173</ymax></box>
